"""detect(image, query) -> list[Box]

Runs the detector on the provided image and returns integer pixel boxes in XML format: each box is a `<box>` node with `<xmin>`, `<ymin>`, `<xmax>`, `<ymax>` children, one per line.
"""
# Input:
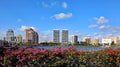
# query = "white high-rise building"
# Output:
<box><xmin>72</xmin><ymin>35</ymin><xmax>78</xmax><ymax>44</ymax></box>
<box><xmin>53</xmin><ymin>30</ymin><xmax>60</xmax><ymax>43</ymax></box>
<box><xmin>62</xmin><ymin>30</ymin><xmax>68</xmax><ymax>43</ymax></box>
<box><xmin>6</xmin><ymin>29</ymin><xmax>15</xmax><ymax>42</ymax></box>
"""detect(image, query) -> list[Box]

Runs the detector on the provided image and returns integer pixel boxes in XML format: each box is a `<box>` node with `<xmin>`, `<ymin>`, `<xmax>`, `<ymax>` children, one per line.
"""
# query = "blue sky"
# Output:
<box><xmin>0</xmin><ymin>0</ymin><xmax>120</xmax><ymax>42</ymax></box>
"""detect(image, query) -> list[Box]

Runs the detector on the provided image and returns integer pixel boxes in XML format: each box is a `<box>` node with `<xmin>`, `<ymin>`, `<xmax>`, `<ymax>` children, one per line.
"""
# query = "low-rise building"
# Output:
<box><xmin>102</xmin><ymin>38</ymin><xmax>112</xmax><ymax>45</ymax></box>
<box><xmin>0</xmin><ymin>40</ymin><xmax>4</xmax><ymax>46</ymax></box>
<box><xmin>82</xmin><ymin>37</ymin><xmax>91</xmax><ymax>44</ymax></box>
<box><xmin>91</xmin><ymin>38</ymin><xmax>99</xmax><ymax>46</ymax></box>
<box><xmin>111</xmin><ymin>36</ymin><xmax>120</xmax><ymax>45</ymax></box>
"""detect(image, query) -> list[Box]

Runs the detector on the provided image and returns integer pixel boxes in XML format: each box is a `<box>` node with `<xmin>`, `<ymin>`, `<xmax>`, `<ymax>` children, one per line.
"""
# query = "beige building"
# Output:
<box><xmin>111</xmin><ymin>36</ymin><xmax>120</xmax><ymax>45</ymax></box>
<box><xmin>83</xmin><ymin>37</ymin><xmax>91</xmax><ymax>44</ymax></box>
<box><xmin>91</xmin><ymin>38</ymin><xmax>99</xmax><ymax>46</ymax></box>
<box><xmin>25</xmin><ymin>28</ymin><xmax>39</xmax><ymax>44</ymax></box>
<box><xmin>16</xmin><ymin>35</ymin><xmax>22</xmax><ymax>43</ymax></box>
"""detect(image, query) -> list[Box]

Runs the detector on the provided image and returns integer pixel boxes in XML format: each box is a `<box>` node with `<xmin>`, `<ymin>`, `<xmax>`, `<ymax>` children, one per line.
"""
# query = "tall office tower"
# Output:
<box><xmin>16</xmin><ymin>35</ymin><xmax>22</xmax><ymax>43</ymax></box>
<box><xmin>62</xmin><ymin>30</ymin><xmax>68</xmax><ymax>43</ymax></box>
<box><xmin>6</xmin><ymin>29</ymin><xmax>15</xmax><ymax>42</ymax></box>
<box><xmin>72</xmin><ymin>35</ymin><xmax>78</xmax><ymax>44</ymax></box>
<box><xmin>25</xmin><ymin>28</ymin><xmax>39</xmax><ymax>44</ymax></box>
<box><xmin>34</xmin><ymin>32</ymin><xmax>39</xmax><ymax>44</ymax></box>
<box><xmin>53</xmin><ymin>30</ymin><xmax>60</xmax><ymax>43</ymax></box>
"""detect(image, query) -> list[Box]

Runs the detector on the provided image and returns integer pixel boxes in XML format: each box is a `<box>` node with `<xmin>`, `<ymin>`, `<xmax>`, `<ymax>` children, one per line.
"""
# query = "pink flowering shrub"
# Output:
<box><xmin>0</xmin><ymin>46</ymin><xmax>120</xmax><ymax>67</ymax></box>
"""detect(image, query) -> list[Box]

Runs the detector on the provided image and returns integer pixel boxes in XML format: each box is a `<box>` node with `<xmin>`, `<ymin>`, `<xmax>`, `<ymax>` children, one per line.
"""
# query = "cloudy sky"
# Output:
<box><xmin>0</xmin><ymin>0</ymin><xmax>120</xmax><ymax>42</ymax></box>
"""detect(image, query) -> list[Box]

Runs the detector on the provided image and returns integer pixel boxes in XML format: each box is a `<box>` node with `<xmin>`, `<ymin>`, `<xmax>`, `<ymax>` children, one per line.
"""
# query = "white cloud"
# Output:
<box><xmin>41</xmin><ymin>1</ymin><xmax>57</xmax><ymax>8</ymax></box>
<box><xmin>115</xmin><ymin>26</ymin><xmax>120</xmax><ymax>31</ymax></box>
<box><xmin>39</xmin><ymin>30</ymin><xmax>52</xmax><ymax>42</ymax></box>
<box><xmin>41</xmin><ymin>1</ymin><xmax>49</xmax><ymax>8</ymax></box>
<box><xmin>93</xmin><ymin>33</ymin><xmax>99</xmax><ymax>36</ymax></box>
<box><xmin>97</xmin><ymin>25</ymin><xmax>120</xmax><ymax>36</ymax></box>
<box><xmin>30</xmin><ymin>26</ymin><xmax>36</xmax><ymax>31</ymax></box>
<box><xmin>99</xmin><ymin>25</ymin><xmax>106</xmax><ymax>30</ymax></box>
<box><xmin>99</xmin><ymin>25</ymin><xmax>110</xmax><ymax>30</ymax></box>
<box><xmin>88</xmin><ymin>24</ymin><xmax>98</xmax><ymax>28</ymax></box>
<box><xmin>20</xmin><ymin>25</ymin><xmax>37</xmax><ymax>31</ymax></box>
<box><xmin>0</xmin><ymin>31</ymin><xmax>6</xmax><ymax>40</ymax></box>
<box><xmin>20</xmin><ymin>26</ymin><xmax>29</xmax><ymax>31</ymax></box>
<box><xmin>93</xmin><ymin>34</ymin><xmax>102</xmax><ymax>39</ymax></box>
<box><xmin>94</xmin><ymin>16</ymin><xmax>108</xmax><ymax>24</ymax></box>
<box><xmin>51</xmin><ymin>13</ymin><xmax>72</xmax><ymax>20</ymax></box>
<box><xmin>51</xmin><ymin>2</ymin><xmax>57</xmax><ymax>6</ymax></box>
<box><xmin>109</xmin><ymin>26</ymin><xmax>120</xmax><ymax>34</ymax></box>
<box><xmin>17</xmin><ymin>18</ymin><xmax>22</xmax><ymax>23</ymax></box>
<box><xmin>86</xmin><ymin>34</ymin><xmax>91</xmax><ymax>37</ymax></box>
<box><xmin>107</xmin><ymin>34</ymin><xmax>113</xmax><ymax>37</ymax></box>
<box><xmin>109</xmin><ymin>28</ymin><xmax>117</xmax><ymax>34</ymax></box>
<box><xmin>82</xmin><ymin>33</ymin><xmax>91</xmax><ymax>38</ymax></box>
<box><xmin>62</xmin><ymin>2</ymin><xmax>67</xmax><ymax>8</ymax></box>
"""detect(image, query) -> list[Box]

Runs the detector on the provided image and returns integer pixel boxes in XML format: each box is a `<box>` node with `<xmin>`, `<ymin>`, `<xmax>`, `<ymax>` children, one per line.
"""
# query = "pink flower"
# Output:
<box><xmin>61</xmin><ymin>48</ymin><xmax>67</xmax><ymax>53</ymax></box>
<box><xmin>0</xmin><ymin>56</ymin><xmax>3</xmax><ymax>60</ymax></box>
<box><xmin>109</xmin><ymin>48</ymin><xmax>118</xmax><ymax>56</ymax></box>
<box><xmin>76</xmin><ymin>50</ymin><xmax>83</xmax><ymax>55</ymax></box>
<box><xmin>12</xmin><ymin>51</ymin><xmax>17</xmax><ymax>55</ymax></box>
<box><xmin>52</xmin><ymin>47</ymin><xmax>61</xmax><ymax>54</ymax></box>
<box><xmin>23</xmin><ymin>48</ymin><xmax>35</xmax><ymax>54</ymax></box>
<box><xmin>33</xmin><ymin>48</ymin><xmax>41</xmax><ymax>55</ymax></box>
<box><xmin>40</xmin><ymin>48</ymin><xmax>48</xmax><ymax>55</ymax></box>
<box><xmin>16</xmin><ymin>65</ymin><xmax>18</xmax><ymax>67</ymax></box>
<box><xmin>68</xmin><ymin>46</ymin><xmax>75</xmax><ymax>51</ymax></box>
<box><xmin>19</xmin><ymin>55</ymin><xmax>26</xmax><ymax>62</ymax></box>
<box><xmin>28</xmin><ymin>54</ymin><xmax>34</xmax><ymax>60</ymax></box>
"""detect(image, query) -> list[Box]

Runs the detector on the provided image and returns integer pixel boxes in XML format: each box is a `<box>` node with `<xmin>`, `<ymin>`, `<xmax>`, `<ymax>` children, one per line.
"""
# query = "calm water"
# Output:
<box><xmin>27</xmin><ymin>45</ymin><xmax>120</xmax><ymax>51</ymax></box>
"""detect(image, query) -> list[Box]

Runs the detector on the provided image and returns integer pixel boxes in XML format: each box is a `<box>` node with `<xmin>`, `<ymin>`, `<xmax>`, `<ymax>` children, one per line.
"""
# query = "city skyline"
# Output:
<box><xmin>0</xmin><ymin>0</ymin><xmax>120</xmax><ymax>42</ymax></box>
<box><xmin>2</xmin><ymin>28</ymin><xmax>120</xmax><ymax>45</ymax></box>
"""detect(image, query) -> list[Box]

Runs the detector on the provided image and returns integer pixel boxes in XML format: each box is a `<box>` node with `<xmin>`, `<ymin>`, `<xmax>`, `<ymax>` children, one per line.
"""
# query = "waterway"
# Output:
<box><xmin>20</xmin><ymin>45</ymin><xmax>120</xmax><ymax>51</ymax></box>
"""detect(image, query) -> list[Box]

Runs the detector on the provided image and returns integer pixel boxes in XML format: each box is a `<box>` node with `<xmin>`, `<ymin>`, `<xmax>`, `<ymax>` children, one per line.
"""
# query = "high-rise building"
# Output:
<box><xmin>72</xmin><ymin>35</ymin><xmax>78</xmax><ymax>44</ymax></box>
<box><xmin>25</xmin><ymin>28</ymin><xmax>39</xmax><ymax>44</ymax></box>
<box><xmin>53</xmin><ymin>30</ymin><xmax>60</xmax><ymax>43</ymax></box>
<box><xmin>34</xmin><ymin>32</ymin><xmax>39</xmax><ymax>44</ymax></box>
<box><xmin>62</xmin><ymin>30</ymin><xmax>68</xmax><ymax>43</ymax></box>
<box><xmin>6</xmin><ymin>29</ymin><xmax>15</xmax><ymax>42</ymax></box>
<box><xmin>25</xmin><ymin>28</ymin><xmax>34</xmax><ymax>44</ymax></box>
